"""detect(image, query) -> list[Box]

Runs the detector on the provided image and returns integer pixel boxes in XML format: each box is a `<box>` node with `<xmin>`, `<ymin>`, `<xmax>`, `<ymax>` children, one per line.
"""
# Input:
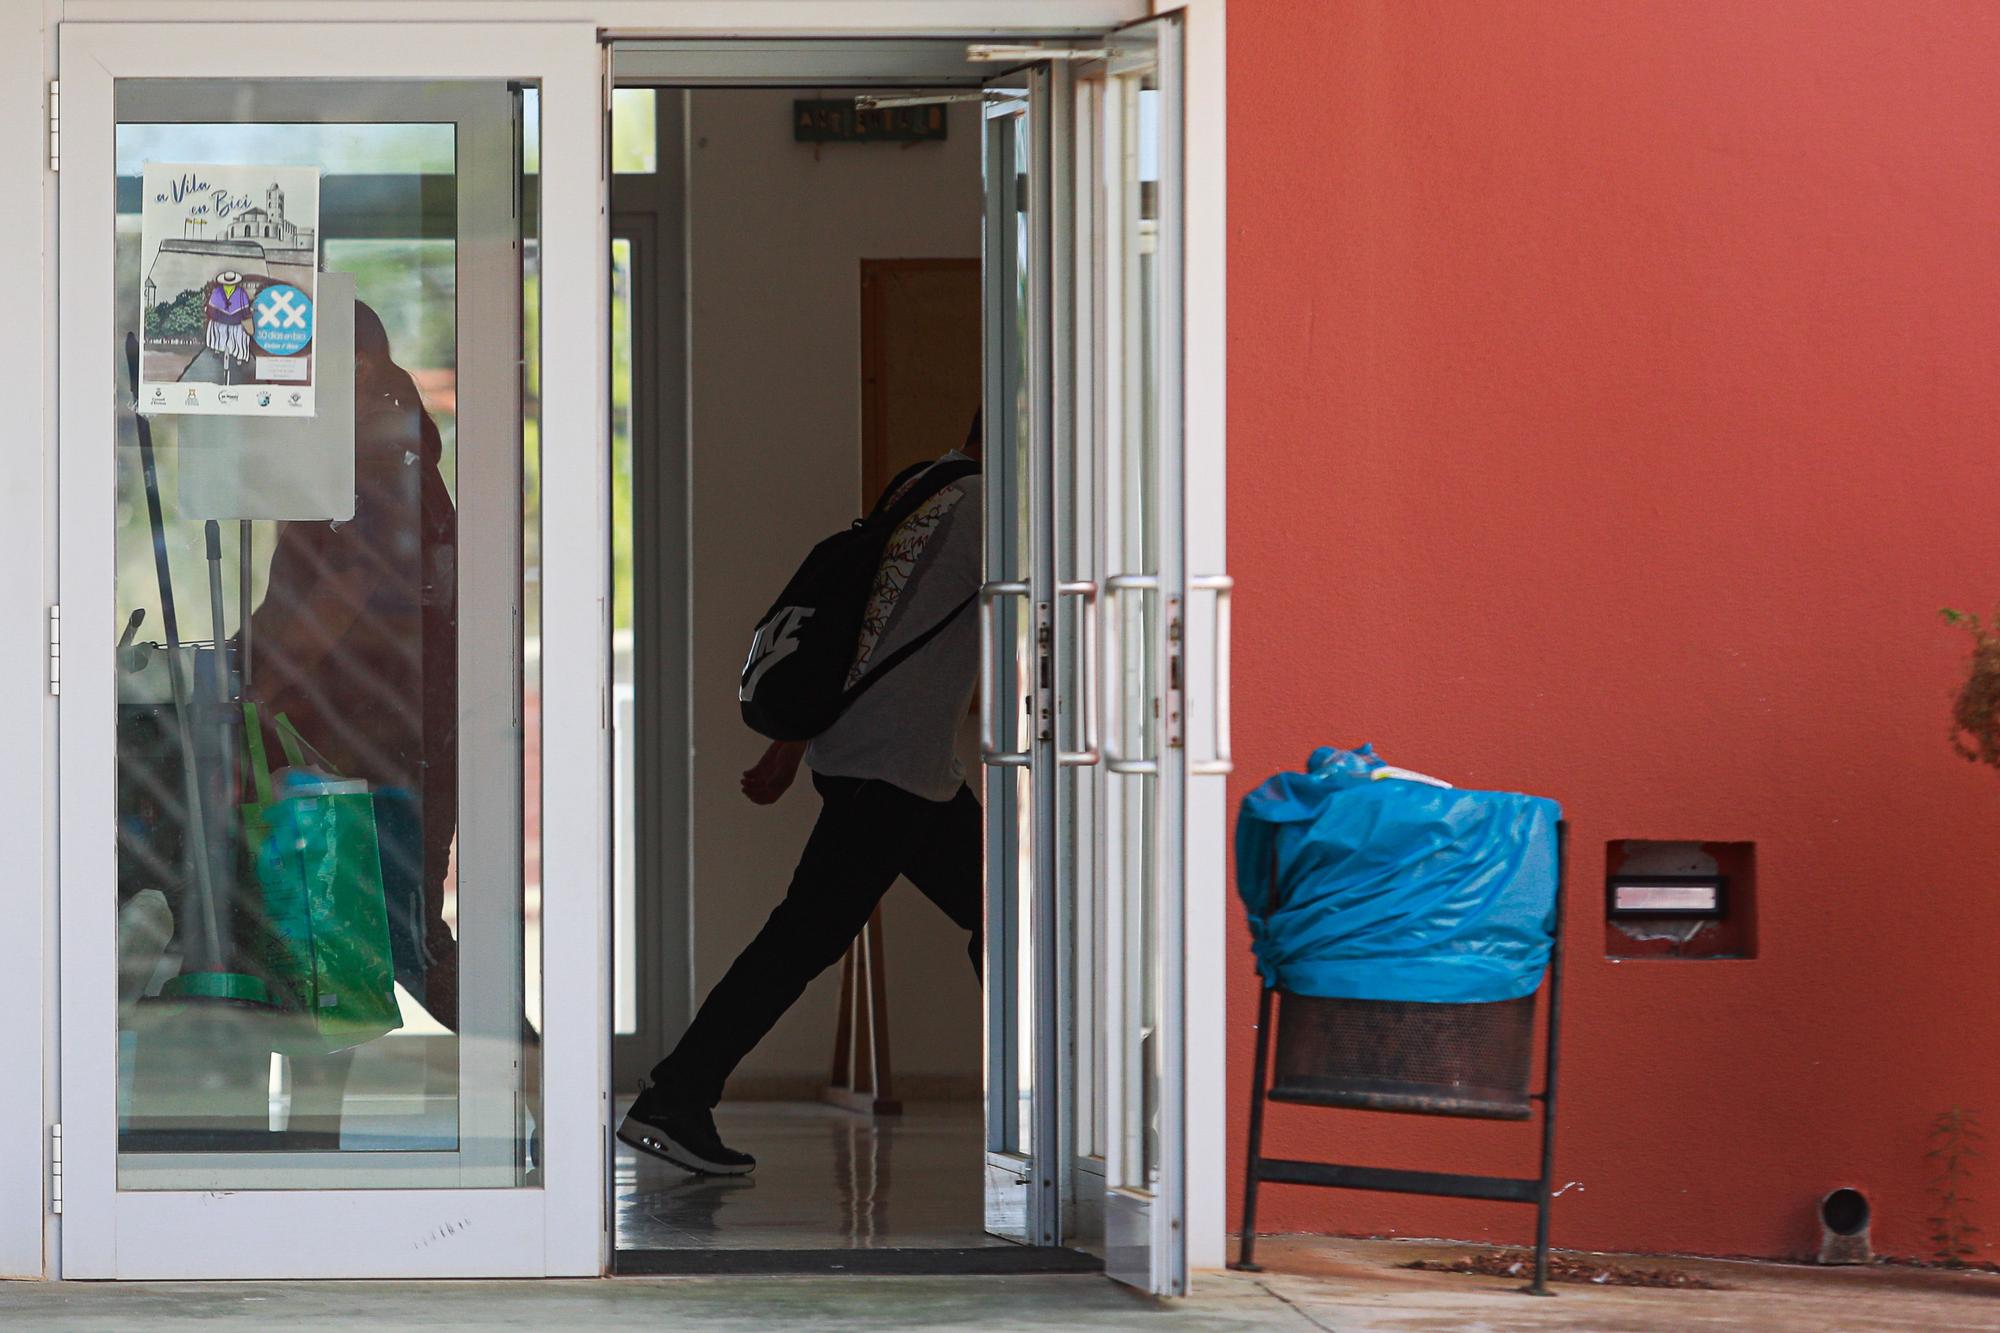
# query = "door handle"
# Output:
<box><xmin>1102</xmin><ymin>573</ymin><xmax>1159</xmax><ymax>775</ymax></box>
<box><xmin>980</xmin><ymin>580</ymin><xmax>1032</xmax><ymax>766</ymax></box>
<box><xmin>1056</xmin><ymin>580</ymin><xmax>1100</xmax><ymax>767</ymax></box>
<box><xmin>1189</xmin><ymin>574</ymin><xmax>1233</xmax><ymax>776</ymax></box>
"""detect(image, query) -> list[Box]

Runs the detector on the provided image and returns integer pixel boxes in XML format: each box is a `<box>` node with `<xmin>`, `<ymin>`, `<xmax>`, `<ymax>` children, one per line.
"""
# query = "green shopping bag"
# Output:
<box><xmin>242</xmin><ymin>702</ymin><xmax>404</xmax><ymax>1053</ymax></box>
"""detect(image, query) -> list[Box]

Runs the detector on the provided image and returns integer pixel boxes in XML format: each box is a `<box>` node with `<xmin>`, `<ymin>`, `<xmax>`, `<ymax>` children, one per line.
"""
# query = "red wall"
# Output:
<box><xmin>1228</xmin><ymin>0</ymin><xmax>2000</xmax><ymax>1261</ymax></box>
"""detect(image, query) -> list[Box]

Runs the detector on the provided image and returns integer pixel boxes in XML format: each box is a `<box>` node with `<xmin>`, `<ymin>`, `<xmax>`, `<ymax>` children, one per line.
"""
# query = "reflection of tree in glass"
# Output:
<box><xmin>115</xmin><ymin>121</ymin><xmax>454</xmax><ymax>178</ymax></box>
<box><xmin>610</xmin><ymin>89</ymin><xmax>658</xmax><ymax>174</ymax></box>
<box><xmin>330</xmin><ymin>240</ymin><xmax>458</xmax><ymax>375</ymax></box>
<box><xmin>328</xmin><ymin>239</ymin><xmax>460</xmax><ymax>504</ymax></box>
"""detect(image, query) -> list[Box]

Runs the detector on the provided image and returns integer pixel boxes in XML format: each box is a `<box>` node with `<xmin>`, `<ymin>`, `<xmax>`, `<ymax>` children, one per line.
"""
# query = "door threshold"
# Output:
<box><xmin>612</xmin><ymin>1246</ymin><xmax>1103</xmax><ymax>1277</ymax></box>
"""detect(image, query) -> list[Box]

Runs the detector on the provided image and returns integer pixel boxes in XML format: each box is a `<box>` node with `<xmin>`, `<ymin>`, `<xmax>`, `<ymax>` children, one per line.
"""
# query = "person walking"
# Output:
<box><xmin>619</xmin><ymin>430</ymin><xmax>984</xmax><ymax>1176</ymax></box>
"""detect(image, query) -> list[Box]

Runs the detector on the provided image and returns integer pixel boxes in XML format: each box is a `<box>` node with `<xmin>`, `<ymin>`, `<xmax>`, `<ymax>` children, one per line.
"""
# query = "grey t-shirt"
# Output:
<box><xmin>807</xmin><ymin>471</ymin><xmax>982</xmax><ymax>802</ymax></box>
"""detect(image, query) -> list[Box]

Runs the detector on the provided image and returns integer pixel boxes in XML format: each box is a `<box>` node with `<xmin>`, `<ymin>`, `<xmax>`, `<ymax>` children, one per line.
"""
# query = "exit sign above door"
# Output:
<box><xmin>793</xmin><ymin>99</ymin><xmax>947</xmax><ymax>144</ymax></box>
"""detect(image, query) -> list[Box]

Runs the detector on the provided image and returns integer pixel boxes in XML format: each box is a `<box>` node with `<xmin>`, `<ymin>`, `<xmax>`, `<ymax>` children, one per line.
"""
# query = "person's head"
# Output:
<box><xmin>964</xmin><ymin>408</ymin><xmax>983</xmax><ymax>462</ymax></box>
<box><xmin>351</xmin><ymin>299</ymin><xmax>443</xmax><ymax>461</ymax></box>
<box><xmin>353</xmin><ymin>299</ymin><xmax>396</xmax><ymax>393</ymax></box>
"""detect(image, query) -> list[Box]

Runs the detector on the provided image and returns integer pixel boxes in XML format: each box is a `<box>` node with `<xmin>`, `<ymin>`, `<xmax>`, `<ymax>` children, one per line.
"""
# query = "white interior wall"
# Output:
<box><xmin>686</xmin><ymin>87</ymin><xmax>985</xmax><ymax>1095</ymax></box>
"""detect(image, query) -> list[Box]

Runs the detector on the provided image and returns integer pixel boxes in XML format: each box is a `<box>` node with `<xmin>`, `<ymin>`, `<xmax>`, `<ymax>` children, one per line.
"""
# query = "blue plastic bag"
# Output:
<box><xmin>1236</xmin><ymin>746</ymin><xmax>1561</xmax><ymax>1004</ymax></box>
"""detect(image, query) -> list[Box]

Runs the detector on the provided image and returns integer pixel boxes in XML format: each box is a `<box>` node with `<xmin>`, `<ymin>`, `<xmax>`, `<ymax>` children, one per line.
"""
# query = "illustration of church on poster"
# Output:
<box><xmin>138</xmin><ymin>163</ymin><xmax>321</xmax><ymax>417</ymax></box>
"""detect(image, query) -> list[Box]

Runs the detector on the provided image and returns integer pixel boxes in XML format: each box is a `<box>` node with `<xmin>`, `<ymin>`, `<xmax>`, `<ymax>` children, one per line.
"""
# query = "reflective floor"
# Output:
<box><xmin>614</xmin><ymin>1100</ymin><xmax>1006</xmax><ymax>1251</ymax></box>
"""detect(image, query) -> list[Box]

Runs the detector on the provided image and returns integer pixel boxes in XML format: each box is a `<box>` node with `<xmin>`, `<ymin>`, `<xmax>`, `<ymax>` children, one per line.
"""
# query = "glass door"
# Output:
<box><xmin>978</xmin><ymin>63</ymin><xmax>1062</xmax><ymax>1249</ymax></box>
<box><xmin>57</xmin><ymin>21</ymin><xmax>607</xmax><ymax>1278</ymax></box>
<box><xmin>979</xmin><ymin>22</ymin><xmax>1209</xmax><ymax>1296</ymax></box>
<box><xmin>1079</xmin><ymin>14</ymin><xmax>1203</xmax><ymax>1297</ymax></box>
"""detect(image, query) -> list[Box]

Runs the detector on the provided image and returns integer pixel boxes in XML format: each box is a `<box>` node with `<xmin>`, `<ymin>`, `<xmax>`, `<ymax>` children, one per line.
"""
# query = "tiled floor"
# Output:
<box><xmin>614</xmin><ymin>1100</ymin><xmax>1009</xmax><ymax>1251</ymax></box>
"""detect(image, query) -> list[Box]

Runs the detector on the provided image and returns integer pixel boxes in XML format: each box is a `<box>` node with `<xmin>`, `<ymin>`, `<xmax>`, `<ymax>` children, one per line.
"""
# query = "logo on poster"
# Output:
<box><xmin>254</xmin><ymin>284</ymin><xmax>314</xmax><ymax>357</ymax></box>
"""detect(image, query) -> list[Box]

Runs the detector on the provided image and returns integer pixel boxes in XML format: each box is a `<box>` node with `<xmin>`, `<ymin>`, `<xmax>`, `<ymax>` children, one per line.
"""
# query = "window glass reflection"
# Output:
<box><xmin>113</xmin><ymin>84</ymin><xmax>538</xmax><ymax>1188</ymax></box>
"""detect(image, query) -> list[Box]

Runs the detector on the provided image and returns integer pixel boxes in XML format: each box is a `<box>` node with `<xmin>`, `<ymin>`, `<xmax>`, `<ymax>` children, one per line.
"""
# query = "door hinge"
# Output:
<box><xmin>49</xmin><ymin>1123</ymin><xmax>62</xmax><ymax>1214</ymax></box>
<box><xmin>47</xmin><ymin>605</ymin><xmax>60</xmax><ymax>696</ymax></box>
<box><xmin>1165</xmin><ymin>598</ymin><xmax>1184</xmax><ymax>749</ymax></box>
<box><xmin>47</xmin><ymin>81</ymin><xmax>58</xmax><ymax>174</ymax></box>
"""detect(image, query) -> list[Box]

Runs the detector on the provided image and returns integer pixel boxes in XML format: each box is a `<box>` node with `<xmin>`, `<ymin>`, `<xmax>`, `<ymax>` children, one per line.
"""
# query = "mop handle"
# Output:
<box><xmin>203</xmin><ymin>520</ymin><xmax>230</xmax><ymax>703</ymax></box>
<box><xmin>125</xmin><ymin>334</ymin><xmax>224</xmax><ymax>970</ymax></box>
<box><xmin>239</xmin><ymin>521</ymin><xmax>253</xmax><ymax>691</ymax></box>
<box><xmin>128</xmin><ymin>343</ymin><xmax>187</xmax><ymax>655</ymax></box>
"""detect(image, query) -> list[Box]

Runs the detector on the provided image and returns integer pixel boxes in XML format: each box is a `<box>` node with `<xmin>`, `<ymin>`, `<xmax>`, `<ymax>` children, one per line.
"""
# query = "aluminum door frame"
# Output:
<box><xmin>607</xmin><ymin>106</ymin><xmax>698</xmax><ymax>1092</ymax></box>
<box><xmin>978</xmin><ymin>67</ymin><xmax>1067</xmax><ymax>1248</ymax></box>
<box><xmin>54</xmin><ymin>20</ymin><xmax>608</xmax><ymax>1279</ymax></box>
<box><xmin>1092</xmin><ymin>14</ymin><xmax>1195</xmax><ymax>1296</ymax></box>
<box><xmin>101</xmin><ymin>75</ymin><xmax>523</xmax><ymax>1194</ymax></box>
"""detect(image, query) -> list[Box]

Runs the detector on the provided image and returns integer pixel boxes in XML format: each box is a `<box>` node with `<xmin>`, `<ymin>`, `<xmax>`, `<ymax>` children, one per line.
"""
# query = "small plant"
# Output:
<box><xmin>1942</xmin><ymin>609</ymin><xmax>2000</xmax><ymax>772</ymax></box>
<box><xmin>1926</xmin><ymin>1107</ymin><xmax>1984</xmax><ymax>1267</ymax></box>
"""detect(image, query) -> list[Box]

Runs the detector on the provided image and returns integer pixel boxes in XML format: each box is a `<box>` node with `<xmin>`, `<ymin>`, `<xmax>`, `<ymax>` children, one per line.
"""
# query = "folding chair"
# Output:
<box><xmin>1233</xmin><ymin>824</ymin><xmax>1568</xmax><ymax>1295</ymax></box>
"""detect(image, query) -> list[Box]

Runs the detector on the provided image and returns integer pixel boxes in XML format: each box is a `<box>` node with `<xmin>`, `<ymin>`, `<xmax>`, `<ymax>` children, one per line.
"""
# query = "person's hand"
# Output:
<box><xmin>741</xmin><ymin>740</ymin><xmax>807</xmax><ymax>805</ymax></box>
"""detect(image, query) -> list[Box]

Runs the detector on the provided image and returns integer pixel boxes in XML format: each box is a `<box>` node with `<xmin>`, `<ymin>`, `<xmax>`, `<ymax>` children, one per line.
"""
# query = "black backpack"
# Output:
<box><xmin>739</xmin><ymin>457</ymin><xmax>980</xmax><ymax>741</ymax></box>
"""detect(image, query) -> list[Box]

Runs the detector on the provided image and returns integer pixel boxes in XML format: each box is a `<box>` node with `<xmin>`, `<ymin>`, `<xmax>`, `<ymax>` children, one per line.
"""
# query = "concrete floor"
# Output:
<box><xmin>7</xmin><ymin>1237</ymin><xmax>1998</xmax><ymax>1329</ymax></box>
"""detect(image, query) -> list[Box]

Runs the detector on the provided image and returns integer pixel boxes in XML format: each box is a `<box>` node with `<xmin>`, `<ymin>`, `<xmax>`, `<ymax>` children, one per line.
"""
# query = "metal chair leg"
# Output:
<box><xmin>1524</xmin><ymin>822</ymin><xmax>1566</xmax><ymax>1297</ymax></box>
<box><xmin>1232</xmin><ymin>982</ymin><xmax>1276</xmax><ymax>1272</ymax></box>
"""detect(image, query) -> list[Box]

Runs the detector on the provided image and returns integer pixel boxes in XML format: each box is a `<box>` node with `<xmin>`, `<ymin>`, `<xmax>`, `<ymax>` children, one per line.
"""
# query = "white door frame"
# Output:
<box><xmin>54</xmin><ymin>19</ymin><xmax>607</xmax><ymax>1278</ymax></box>
<box><xmin>1172</xmin><ymin>2</ymin><xmax>1230</xmax><ymax>1276</ymax></box>
<box><xmin>11</xmin><ymin>0</ymin><xmax>1218</xmax><ymax>1283</ymax></box>
<box><xmin>612</xmin><ymin>33</ymin><xmax>1216</xmax><ymax>1288</ymax></box>
<box><xmin>0</xmin><ymin>0</ymin><xmax>54</xmax><ymax>1284</ymax></box>
<box><xmin>1087</xmin><ymin>16</ymin><xmax>1200</xmax><ymax>1293</ymax></box>
<box><xmin>974</xmin><ymin>13</ymin><xmax>1222</xmax><ymax>1294</ymax></box>
<box><xmin>601</xmin><ymin>19</ymin><xmax>1225</xmax><ymax>1276</ymax></box>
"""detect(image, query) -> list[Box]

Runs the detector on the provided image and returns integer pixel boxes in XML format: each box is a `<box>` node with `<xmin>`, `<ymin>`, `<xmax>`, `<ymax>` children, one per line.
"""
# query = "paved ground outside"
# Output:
<box><xmin>4</xmin><ymin>1237</ymin><xmax>1997</xmax><ymax>1329</ymax></box>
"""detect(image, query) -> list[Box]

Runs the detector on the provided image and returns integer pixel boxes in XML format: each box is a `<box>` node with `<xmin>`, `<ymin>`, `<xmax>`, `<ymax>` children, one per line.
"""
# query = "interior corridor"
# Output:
<box><xmin>610</xmin><ymin>79</ymin><xmax>992</xmax><ymax>1259</ymax></box>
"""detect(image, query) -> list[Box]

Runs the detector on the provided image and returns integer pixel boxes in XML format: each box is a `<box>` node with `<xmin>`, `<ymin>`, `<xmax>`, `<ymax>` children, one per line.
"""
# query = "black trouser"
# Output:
<box><xmin>650</xmin><ymin>772</ymin><xmax>983</xmax><ymax>1109</ymax></box>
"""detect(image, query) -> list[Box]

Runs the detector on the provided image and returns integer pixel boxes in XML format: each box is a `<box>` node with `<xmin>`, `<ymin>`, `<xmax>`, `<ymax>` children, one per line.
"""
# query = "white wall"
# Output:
<box><xmin>686</xmin><ymin>87</ymin><xmax>984</xmax><ymax>1095</ymax></box>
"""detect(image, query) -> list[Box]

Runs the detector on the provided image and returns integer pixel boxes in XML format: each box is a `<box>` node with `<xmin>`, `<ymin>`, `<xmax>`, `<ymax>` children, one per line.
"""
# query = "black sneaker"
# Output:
<box><xmin>617</xmin><ymin>1086</ymin><xmax>756</xmax><ymax>1176</ymax></box>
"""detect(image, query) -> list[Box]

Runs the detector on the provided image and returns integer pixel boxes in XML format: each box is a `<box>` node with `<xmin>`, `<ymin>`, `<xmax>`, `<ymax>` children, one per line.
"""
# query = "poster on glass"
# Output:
<box><xmin>138</xmin><ymin>162</ymin><xmax>321</xmax><ymax>417</ymax></box>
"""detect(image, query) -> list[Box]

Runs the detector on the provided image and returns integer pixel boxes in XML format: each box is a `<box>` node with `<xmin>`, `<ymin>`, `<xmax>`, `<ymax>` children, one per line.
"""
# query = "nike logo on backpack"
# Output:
<box><xmin>740</xmin><ymin>605</ymin><xmax>814</xmax><ymax>701</ymax></box>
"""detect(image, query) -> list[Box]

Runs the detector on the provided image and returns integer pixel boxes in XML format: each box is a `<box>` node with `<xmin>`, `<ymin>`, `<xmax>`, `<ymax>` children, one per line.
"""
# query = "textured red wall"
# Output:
<box><xmin>1228</xmin><ymin>0</ymin><xmax>2000</xmax><ymax>1260</ymax></box>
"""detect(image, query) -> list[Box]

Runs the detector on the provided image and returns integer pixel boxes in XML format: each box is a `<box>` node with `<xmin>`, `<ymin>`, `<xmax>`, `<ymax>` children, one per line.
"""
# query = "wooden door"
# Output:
<box><xmin>861</xmin><ymin>258</ymin><xmax>982</xmax><ymax>497</ymax></box>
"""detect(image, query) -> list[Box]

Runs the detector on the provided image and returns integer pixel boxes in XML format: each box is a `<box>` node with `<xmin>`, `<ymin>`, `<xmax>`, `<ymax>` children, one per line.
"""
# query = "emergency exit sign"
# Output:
<box><xmin>793</xmin><ymin>100</ymin><xmax>948</xmax><ymax>144</ymax></box>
